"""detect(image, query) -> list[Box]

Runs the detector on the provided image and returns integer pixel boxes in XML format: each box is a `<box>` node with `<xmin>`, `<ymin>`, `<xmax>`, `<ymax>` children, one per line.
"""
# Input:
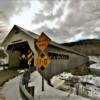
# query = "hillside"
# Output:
<box><xmin>61</xmin><ymin>39</ymin><xmax>100</xmax><ymax>56</ymax></box>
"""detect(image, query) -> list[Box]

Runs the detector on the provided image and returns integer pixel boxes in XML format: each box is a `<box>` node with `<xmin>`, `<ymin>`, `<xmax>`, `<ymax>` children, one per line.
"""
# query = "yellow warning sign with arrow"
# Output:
<box><xmin>36</xmin><ymin>52</ymin><xmax>51</xmax><ymax>70</ymax></box>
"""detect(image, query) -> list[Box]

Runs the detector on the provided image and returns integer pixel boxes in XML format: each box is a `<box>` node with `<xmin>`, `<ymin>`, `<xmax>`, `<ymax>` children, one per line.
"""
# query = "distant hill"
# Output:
<box><xmin>62</xmin><ymin>39</ymin><xmax>100</xmax><ymax>46</ymax></box>
<box><xmin>61</xmin><ymin>39</ymin><xmax>100</xmax><ymax>56</ymax></box>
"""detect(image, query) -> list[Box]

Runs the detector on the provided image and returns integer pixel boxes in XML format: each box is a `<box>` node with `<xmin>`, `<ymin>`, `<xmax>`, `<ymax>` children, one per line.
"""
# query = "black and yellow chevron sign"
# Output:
<box><xmin>27</xmin><ymin>50</ymin><xmax>33</xmax><ymax>65</ymax></box>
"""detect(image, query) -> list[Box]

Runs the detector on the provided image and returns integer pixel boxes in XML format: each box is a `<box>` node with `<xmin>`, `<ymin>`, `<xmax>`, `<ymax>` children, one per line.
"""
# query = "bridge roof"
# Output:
<box><xmin>2</xmin><ymin>25</ymin><xmax>87</xmax><ymax>57</ymax></box>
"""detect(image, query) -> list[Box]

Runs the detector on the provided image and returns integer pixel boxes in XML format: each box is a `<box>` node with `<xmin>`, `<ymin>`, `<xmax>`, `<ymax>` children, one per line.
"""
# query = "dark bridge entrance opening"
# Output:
<box><xmin>7</xmin><ymin>41</ymin><xmax>34</xmax><ymax>69</ymax></box>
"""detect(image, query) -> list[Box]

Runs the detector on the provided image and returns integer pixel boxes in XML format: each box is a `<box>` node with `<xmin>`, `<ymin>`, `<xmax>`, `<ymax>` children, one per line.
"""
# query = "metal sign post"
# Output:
<box><xmin>42</xmin><ymin>77</ymin><xmax>44</xmax><ymax>91</ymax></box>
<box><xmin>36</xmin><ymin>32</ymin><xmax>51</xmax><ymax>92</ymax></box>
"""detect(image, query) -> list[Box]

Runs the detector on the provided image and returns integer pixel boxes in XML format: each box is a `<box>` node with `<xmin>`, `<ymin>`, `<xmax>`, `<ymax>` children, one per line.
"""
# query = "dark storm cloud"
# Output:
<box><xmin>32</xmin><ymin>0</ymin><xmax>100</xmax><ymax>43</ymax></box>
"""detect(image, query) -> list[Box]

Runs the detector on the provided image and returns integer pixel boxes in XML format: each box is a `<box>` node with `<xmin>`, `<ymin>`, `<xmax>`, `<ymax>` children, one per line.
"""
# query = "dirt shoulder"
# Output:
<box><xmin>0</xmin><ymin>69</ymin><xmax>20</xmax><ymax>86</ymax></box>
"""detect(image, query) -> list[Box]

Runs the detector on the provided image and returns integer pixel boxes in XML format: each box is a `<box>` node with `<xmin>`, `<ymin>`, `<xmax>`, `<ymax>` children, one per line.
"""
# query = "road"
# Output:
<box><xmin>0</xmin><ymin>75</ymin><xmax>22</xmax><ymax>100</ymax></box>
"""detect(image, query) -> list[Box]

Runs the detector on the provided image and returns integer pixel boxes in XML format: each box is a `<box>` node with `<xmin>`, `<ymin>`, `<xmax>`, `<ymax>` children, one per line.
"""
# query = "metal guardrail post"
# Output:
<box><xmin>28</xmin><ymin>86</ymin><xmax>35</xmax><ymax>97</ymax></box>
<box><xmin>19</xmin><ymin>72</ymin><xmax>35</xmax><ymax>100</ymax></box>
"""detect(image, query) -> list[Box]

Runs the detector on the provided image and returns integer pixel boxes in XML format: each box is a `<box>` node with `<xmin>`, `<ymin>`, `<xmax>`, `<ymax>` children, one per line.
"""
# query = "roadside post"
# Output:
<box><xmin>28</xmin><ymin>83</ymin><xmax>35</xmax><ymax>98</ymax></box>
<box><xmin>42</xmin><ymin>77</ymin><xmax>44</xmax><ymax>91</ymax></box>
<box><xmin>27</xmin><ymin>50</ymin><xmax>33</xmax><ymax>73</ymax></box>
<box><xmin>27</xmin><ymin>50</ymin><xmax>35</xmax><ymax>96</ymax></box>
<box><xmin>36</xmin><ymin>32</ymin><xmax>51</xmax><ymax>91</ymax></box>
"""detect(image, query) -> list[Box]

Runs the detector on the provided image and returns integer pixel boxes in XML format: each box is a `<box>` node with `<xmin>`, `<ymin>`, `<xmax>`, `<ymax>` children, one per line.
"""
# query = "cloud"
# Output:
<box><xmin>31</xmin><ymin>0</ymin><xmax>100</xmax><ymax>43</ymax></box>
<box><xmin>0</xmin><ymin>0</ymin><xmax>100</xmax><ymax>43</ymax></box>
<box><xmin>0</xmin><ymin>0</ymin><xmax>31</xmax><ymax>39</ymax></box>
<box><xmin>0</xmin><ymin>0</ymin><xmax>34</xmax><ymax>44</ymax></box>
<box><xmin>0</xmin><ymin>0</ymin><xmax>30</xmax><ymax>22</ymax></box>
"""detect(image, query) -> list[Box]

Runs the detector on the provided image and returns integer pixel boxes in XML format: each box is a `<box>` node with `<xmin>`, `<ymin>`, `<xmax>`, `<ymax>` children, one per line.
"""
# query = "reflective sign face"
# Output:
<box><xmin>36</xmin><ymin>52</ymin><xmax>51</xmax><ymax>70</ymax></box>
<box><xmin>36</xmin><ymin>32</ymin><xmax>51</xmax><ymax>51</ymax></box>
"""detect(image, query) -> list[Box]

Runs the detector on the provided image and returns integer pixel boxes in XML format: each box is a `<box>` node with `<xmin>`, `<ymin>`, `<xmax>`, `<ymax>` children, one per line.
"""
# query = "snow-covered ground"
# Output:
<box><xmin>0</xmin><ymin>67</ymin><xmax>4</xmax><ymax>71</ymax></box>
<box><xmin>30</xmin><ymin>71</ymin><xmax>89</xmax><ymax>100</ymax></box>
<box><xmin>51</xmin><ymin>61</ymin><xmax>100</xmax><ymax>100</ymax></box>
<box><xmin>80</xmin><ymin>75</ymin><xmax>100</xmax><ymax>87</ymax></box>
<box><xmin>89</xmin><ymin>56</ymin><xmax>100</xmax><ymax>69</ymax></box>
<box><xmin>51</xmin><ymin>74</ymin><xmax>100</xmax><ymax>99</ymax></box>
<box><xmin>1</xmin><ymin>75</ymin><xmax>22</xmax><ymax>100</ymax></box>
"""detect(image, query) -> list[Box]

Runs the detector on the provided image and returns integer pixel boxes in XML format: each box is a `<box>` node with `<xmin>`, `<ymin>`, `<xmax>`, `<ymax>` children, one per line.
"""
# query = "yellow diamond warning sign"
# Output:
<box><xmin>36</xmin><ymin>52</ymin><xmax>51</xmax><ymax>70</ymax></box>
<box><xmin>36</xmin><ymin>32</ymin><xmax>51</xmax><ymax>51</ymax></box>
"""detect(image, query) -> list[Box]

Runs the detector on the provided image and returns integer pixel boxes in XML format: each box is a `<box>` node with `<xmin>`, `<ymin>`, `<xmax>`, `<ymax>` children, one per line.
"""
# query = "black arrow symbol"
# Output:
<box><xmin>41</xmin><ymin>65</ymin><xmax>45</xmax><ymax>71</ymax></box>
<box><xmin>41</xmin><ymin>53</ymin><xmax>45</xmax><ymax>58</ymax></box>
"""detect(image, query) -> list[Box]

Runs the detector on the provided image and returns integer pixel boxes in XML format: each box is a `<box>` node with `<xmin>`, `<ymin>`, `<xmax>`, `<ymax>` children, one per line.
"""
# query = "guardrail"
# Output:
<box><xmin>0</xmin><ymin>64</ymin><xmax>8</xmax><ymax>70</ymax></box>
<box><xmin>0</xmin><ymin>64</ymin><xmax>8</xmax><ymax>66</ymax></box>
<box><xmin>19</xmin><ymin>71</ymin><xmax>35</xmax><ymax>100</ymax></box>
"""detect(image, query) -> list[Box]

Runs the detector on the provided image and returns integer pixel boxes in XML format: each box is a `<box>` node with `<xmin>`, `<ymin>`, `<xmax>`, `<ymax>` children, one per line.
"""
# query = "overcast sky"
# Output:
<box><xmin>0</xmin><ymin>0</ymin><xmax>100</xmax><ymax>43</ymax></box>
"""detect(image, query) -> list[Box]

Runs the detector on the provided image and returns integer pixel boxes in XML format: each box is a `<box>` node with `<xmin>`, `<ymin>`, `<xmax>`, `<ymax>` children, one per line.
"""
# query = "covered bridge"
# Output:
<box><xmin>1</xmin><ymin>25</ymin><xmax>89</xmax><ymax>80</ymax></box>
